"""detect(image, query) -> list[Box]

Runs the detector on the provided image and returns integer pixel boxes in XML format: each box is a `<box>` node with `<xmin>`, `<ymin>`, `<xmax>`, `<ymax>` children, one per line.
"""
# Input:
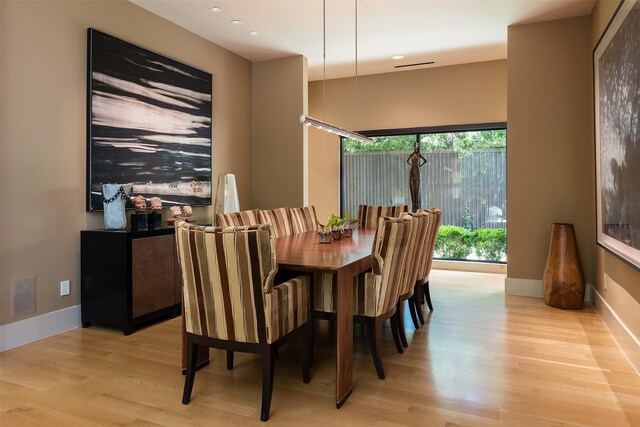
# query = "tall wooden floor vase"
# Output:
<box><xmin>543</xmin><ymin>223</ymin><xmax>585</xmax><ymax>309</ymax></box>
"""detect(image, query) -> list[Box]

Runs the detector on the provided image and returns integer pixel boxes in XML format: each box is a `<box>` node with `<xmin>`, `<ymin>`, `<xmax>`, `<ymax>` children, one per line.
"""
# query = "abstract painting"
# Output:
<box><xmin>594</xmin><ymin>0</ymin><xmax>640</xmax><ymax>270</ymax></box>
<box><xmin>87</xmin><ymin>28</ymin><xmax>212</xmax><ymax>211</ymax></box>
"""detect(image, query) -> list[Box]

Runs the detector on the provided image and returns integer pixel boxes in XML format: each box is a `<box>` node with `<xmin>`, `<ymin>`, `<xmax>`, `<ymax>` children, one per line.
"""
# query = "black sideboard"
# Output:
<box><xmin>81</xmin><ymin>227</ymin><xmax>181</xmax><ymax>335</ymax></box>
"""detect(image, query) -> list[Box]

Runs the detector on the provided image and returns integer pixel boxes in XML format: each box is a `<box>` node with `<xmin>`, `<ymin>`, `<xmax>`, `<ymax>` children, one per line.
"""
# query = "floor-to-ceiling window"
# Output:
<box><xmin>341</xmin><ymin>123</ymin><xmax>507</xmax><ymax>263</ymax></box>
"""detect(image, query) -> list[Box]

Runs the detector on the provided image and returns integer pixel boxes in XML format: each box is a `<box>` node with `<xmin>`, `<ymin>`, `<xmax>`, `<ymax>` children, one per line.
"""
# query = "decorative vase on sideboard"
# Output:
<box><xmin>542</xmin><ymin>223</ymin><xmax>585</xmax><ymax>310</ymax></box>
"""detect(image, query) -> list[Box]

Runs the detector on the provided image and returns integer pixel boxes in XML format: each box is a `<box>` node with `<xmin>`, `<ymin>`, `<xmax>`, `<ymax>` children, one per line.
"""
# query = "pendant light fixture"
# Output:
<box><xmin>299</xmin><ymin>0</ymin><xmax>372</xmax><ymax>144</ymax></box>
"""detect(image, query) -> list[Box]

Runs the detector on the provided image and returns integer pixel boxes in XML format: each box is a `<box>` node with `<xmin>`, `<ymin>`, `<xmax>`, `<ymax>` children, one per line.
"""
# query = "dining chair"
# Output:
<box><xmin>175</xmin><ymin>221</ymin><xmax>312</xmax><ymax>422</ymax></box>
<box><xmin>394</xmin><ymin>211</ymin><xmax>430</xmax><ymax>348</ymax></box>
<box><xmin>259</xmin><ymin>208</ymin><xmax>294</xmax><ymax>238</ymax></box>
<box><xmin>215</xmin><ymin>209</ymin><xmax>262</xmax><ymax>227</ymax></box>
<box><xmin>415</xmin><ymin>208</ymin><xmax>442</xmax><ymax>315</ymax></box>
<box><xmin>313</xmin><ymin>216</ymin><xmax>412</xmax><ymax>378</ymax></box>
<box><xmin>290</xmin><ymin>206</ymin><xmax>318</xmax><ymax>234</ymax></box>
<box><xmin>358</xmin><ymin>204</ymin><xmax>408</xmax><ymax>228</ymax></box>
<box><xmin>353</xmin><ymin>216</ymin><xmax>413</xmax><ymax>378</ymax></box>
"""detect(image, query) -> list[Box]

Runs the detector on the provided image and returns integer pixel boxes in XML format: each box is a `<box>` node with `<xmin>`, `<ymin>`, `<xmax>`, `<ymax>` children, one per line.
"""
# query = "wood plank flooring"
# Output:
<box><xmin>2</xmin><ymin>270</ymin><xmax>639</xmax><ymax>426</ymax></box>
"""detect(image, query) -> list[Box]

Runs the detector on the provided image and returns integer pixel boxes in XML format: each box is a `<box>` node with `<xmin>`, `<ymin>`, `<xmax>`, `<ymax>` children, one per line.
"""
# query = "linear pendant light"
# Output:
<box><xmin>298</xmin><ymin>115</ymin><xmax>372</xmax><ymax>143</ymax></box>
<box><xmin>300</xmin><ymin>0</ymin><xmax>372</xmax><ymax>144</ymax></box>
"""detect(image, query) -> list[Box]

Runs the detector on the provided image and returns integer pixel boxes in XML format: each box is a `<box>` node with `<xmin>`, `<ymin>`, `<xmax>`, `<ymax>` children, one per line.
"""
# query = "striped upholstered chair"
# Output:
<box><xmin>259</xmin><ymin>208</ymin><xmax>293</xmax><ymax>238</ymax></box>
<box><xmin>394</xmin><ymin>211</ymin><xmax>430</xmax><ymax>348</ymax></box>
<box><xmin>215</xmin><ymin>209</ymin><xmax>261</xmax><ymax>227</ymax></box>
<box><xmin>290</xmin><ymin>206</ymin><xmax>318</xmax><ymax>234</ymax></box>
<box><xmin>353</xmin><ymin>216</ymin><xmax>414</xmax><ymax>378</ymax></box>
<box><xmin>175</xmin><ymin>221</ymin><xmax>311</xmax><ymax>421</ymax></box>
<box><xmin>415</xmin><ymin>208</ymin><xmax>442</xmax><ymax>313</ymax></box>
<box><xmin>358</xmin><ymin>204</ymin><xmax>408</xmax><ymax>228</ymax></box>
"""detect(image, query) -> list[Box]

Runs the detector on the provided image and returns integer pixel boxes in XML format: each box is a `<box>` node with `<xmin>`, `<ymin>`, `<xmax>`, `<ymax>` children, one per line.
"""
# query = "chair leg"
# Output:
<box><xmin>309</xmin><ymin>318</ymin><xmax>315</xmax><ymax>368</ymax></box>
<box><xmin>260</xmin><ymin>346</ymin><xmax>276</xmax><ymax>421</ymax></box>
<box><xmin>414</xmin><ymin>284</ymin><xmax>425</xmax><ymax>324</ymax></box>
<box><xmin>408</xmin><ymin>297</ymin><xmax>420</xmax><ymax>329</ymax></box>
<box><xmin>396</xmin><ymin>303</ymin><xmax>408</xmax><ymax>348</ymax></box>
<box><xmin>423</xmin><ymin>281</ymin><xmax>434</xmax><ymax>311</ymax></box>
<box><xmin>300</xmin><ymin>322</ymin><xmax>311</xmax><ymax>383</ymax></box>
<box><xmin>226</xmin><ymin>350</ymin><xmax>234</xmax><ymax>370</ymax></box>
<box><xmin>390</xmin><ymin>313</ymin><xmax>403</xmax><ymax>354</ymax></box>
<box><xmin>182</xmin><ymin>339</ymin><xmax>198</xmax><ymax>404</ymax></box>
<box><xmin>368</xmin><ymin>318</ymin><xmax>385</xmax><ymax>379</ymax></box>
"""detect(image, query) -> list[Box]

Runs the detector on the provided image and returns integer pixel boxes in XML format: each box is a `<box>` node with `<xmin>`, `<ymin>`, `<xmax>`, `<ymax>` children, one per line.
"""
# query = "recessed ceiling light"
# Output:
<box><xmin>209</xmin><ymin>6</ymin><xmax>222</xmax><ymax>13</ymax></box>
<box><xmin>249</xmin><ymin>31</ymin><xmax>260</xmax><ymax>36</ymax></box>
<box><xmin>231</xmin><ymin>19</ymin><xmax>242</xmax><ymax>25</ymax></box>
<box><xmin>392</xmin><ymin>55</ymin><xmax>405</xmax><ymax>60</ymax></box>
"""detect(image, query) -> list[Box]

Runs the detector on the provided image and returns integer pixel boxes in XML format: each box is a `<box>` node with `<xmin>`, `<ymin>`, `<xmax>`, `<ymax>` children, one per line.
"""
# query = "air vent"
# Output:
<box><xmin>395</xmin><ymin>61</ymin><xmax>435</xmax><ymax>69</ymax></box>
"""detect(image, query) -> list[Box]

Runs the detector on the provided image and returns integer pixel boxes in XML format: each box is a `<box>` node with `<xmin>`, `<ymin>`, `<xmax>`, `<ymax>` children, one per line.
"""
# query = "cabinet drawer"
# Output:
<box><xmin>132</xmin><ymin>234</ymin><xmax>176</xmax><ymax>318</ymax></box>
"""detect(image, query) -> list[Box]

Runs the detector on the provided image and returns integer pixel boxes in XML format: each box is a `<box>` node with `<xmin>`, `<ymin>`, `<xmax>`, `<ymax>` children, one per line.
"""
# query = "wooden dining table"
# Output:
<box><xmin>275</xmin><ymin>228</ymin><xmax>376</xmax><ymax>408</ymax></box>
<box><xmin>180</xmin><ymin>227</ymin><xmax>376</xmax><ymax>409</ymax></box>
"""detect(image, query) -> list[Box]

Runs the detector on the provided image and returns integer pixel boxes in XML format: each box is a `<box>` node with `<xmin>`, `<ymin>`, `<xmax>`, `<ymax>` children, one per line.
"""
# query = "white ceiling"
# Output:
<box><xmin>130</xmin><ymin>0</ymin><xmax>595</xmax><ymax>81</ymax></box>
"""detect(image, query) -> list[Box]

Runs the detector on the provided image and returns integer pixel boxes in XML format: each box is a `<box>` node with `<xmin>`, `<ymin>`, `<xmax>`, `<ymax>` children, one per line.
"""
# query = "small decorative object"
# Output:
<box><xmin>342</xmin><ymin>211</ymin><xmax>359</xmax><ymax>238</ymax></box>
<box><xmin>102</xmin><ymin>183</ymin><xmax>133</xmax><ymax>230</ymax></box>
<box><xmin>316</xmin><ymin>220</ymin><xmax>333</xmax><ymax>244</ymax></box>
<box><xmin>167</xmin><ymin>206</ymin><xmax>182</xmax><ymax>226</ymax></box>
<box><xmin>130</xmin><ymin>195</ymin><xmax>148</xmax><ymax>231</ymax></box>
<box><xmin>147</xmin><ymin>197</ymin><xmax>163</xmax><ymax>229</ymax></box>
<box><xmin>325</xmin><ymin>214</ymin><xmax>345</xmax><ymax>241</ymax></box>
<box><xmin>213</xmin><ymin>174</ymin><xmax>240</xmax><ymax>225</ymax></box>
<box><xmin>182</xmin><ymin>205</ymin><xmax>196</xmax><ymax>223</ymax></box>
<box><xmin>543</xmin><ymin>223</ymin><xmax>585</xmax><ymax>310</ymax></box>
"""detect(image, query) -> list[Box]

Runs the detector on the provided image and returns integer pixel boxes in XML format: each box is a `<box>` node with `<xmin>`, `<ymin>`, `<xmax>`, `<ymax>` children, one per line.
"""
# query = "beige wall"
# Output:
<box><xmin>591</xmin><ymin>0</ymin><xmax>640</xmax><ymax>361</ymax></box>
<box><xmin>308</xmin><ymin>60</ymin><xmax>507</xmax><ymax>220</ymax></box>
<box><xmin>252</xmin><ymin>56</ymin><xmax>308</xmax><ymax>209</ymax></box>
<box><xmin>0</xmin><ymin>0</ymin><xmax>252</xmax><ymax>324</ymax></box>
<box><xmin>506</xmin><ymin>17</ymin><xmax>594</xmax><ymax>290</ymax></box>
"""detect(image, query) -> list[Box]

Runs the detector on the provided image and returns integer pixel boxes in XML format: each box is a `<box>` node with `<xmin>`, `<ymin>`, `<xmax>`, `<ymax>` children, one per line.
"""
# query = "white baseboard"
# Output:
<box><xmin>591</xmin><ymin>285</ymin><xmax>640</xmax><ymax>375</ymax></box>
<box><xmin>505</xmin><ymin>277</ymin><xmax>544</xmax><ymax>297</ymax></box>
<box><xmin>433</xmin><ymin>260</ymin><xmax>507</xmax><ymax>274</ymax></box>
<box><xmin>0</xmin><ymin>305</ymin><xmax>81</xmax><ymax>352</ymax></box>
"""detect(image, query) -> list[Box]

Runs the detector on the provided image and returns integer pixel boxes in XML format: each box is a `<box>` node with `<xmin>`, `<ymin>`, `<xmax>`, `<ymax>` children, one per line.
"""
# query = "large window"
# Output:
<box><xmin>341</xmin><ymin>124</ymin><xmax>507</xmax><ymax>263</ymax></box>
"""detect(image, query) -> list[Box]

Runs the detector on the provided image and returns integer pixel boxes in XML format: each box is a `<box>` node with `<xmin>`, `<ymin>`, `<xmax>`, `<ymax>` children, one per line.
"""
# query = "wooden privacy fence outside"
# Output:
<box><xmin>342</xmin><ymin>149</ymin><xmax>507</xmax><ymax>230</ymax></box>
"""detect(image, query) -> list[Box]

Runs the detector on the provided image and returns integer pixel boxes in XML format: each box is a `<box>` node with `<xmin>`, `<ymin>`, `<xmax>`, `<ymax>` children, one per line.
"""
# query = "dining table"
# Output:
<box><xmin>180</xmin><ymin>227</ymin><xmax>376</xmax><ymax>409</ymax></box>
<box><xmin>275</xmin><ymin>228</ymin><xmax>376</xmax><ymax>408</ymax></box>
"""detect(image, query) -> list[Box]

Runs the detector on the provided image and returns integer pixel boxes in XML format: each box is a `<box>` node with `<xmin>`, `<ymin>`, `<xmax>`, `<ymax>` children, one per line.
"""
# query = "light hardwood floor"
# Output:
<box><xmin>1</xmin><ymin>271</ymin><xmax>639</xmax><ymax>426</ymax></box>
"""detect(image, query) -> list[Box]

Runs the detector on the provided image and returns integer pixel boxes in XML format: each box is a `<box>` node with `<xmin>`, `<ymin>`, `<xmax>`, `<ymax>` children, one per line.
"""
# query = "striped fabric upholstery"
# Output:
<box><xmin>417</xmin><ymin>208</ymin><xmax>442</xmax><ymax>281</ymax></box>
<box><xmin>353</xmin><ymin>216</ymin><xmax>413</xmax><ymax>317</ymax></box>
<box><xmin>175</xmin><ymin>221</ymin><xmax>309</xmax><ymax>344</ymax></box>
<box><xmin>358</xmin><ymin>204</ymin><xmax>408</xmax><ymax>228</ymax></box>
<box><xmin>399</xmin><ymin>212</ymin><xmax>430</xmax><ymax>296</ymax></box>
<box><xmin>313</xmin><ymin>272</ymin><xmax>337</xmax><ymax>313</ymax></box>
<box><xmin>290</xmin><ymin>206</ymin><xmax>318</xmax><ymax>234</ymax></box>
<box><xmin>259</xmin><ymin>208</ymin><xmax>293</xmax><ymax>238</ymax></box>
<box><xmin>215</xmin><ymin>209</ymin><xmax>261</xmax><ymax>227</ymax></box>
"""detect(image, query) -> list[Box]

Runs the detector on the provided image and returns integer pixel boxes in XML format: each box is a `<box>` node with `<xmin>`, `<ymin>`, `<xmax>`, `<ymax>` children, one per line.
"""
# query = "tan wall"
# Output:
<box><xmin>506</xmin><ymin>17</ymin><xmax>594</xmax><ymax>289</ymax></box>
<box><xmin>308</xmin><ymin>60</ymin><xmax>507</xmax><ymax>220</ymax></box>
<box><xmin>252</xmin><ymin>56</ymin><xmax>308</xmax><ymax>209</ymax></box>
<box><xmin>591</xmin><ymin>0</ymin><xmax>640</xmax><ymax>351</ymax></box>
<box><xmin>0</xmin><ymin>0</ymin><xmax>252</xmax><ymax>324</ymax></box>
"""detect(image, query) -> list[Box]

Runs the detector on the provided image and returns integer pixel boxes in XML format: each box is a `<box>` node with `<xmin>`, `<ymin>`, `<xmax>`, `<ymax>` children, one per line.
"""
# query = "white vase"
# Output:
<box><xmin>102</xmin><ymin>184</ymin><xmax>133</xmax><ymax>230</ymax></box>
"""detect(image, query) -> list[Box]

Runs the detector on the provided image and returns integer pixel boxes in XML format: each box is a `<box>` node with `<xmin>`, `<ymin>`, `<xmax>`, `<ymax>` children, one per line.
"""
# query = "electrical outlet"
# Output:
<box><xmin>60</xmin><ymin>280</ymin><xmax>70</xmax><ymax>296</ymax></box>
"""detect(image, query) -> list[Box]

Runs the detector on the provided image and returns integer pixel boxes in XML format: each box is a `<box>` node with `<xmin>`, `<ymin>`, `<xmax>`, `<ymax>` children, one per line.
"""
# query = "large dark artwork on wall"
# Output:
<box><xmin>594</xmin><ymin>0</ymin><xmax>640</xmax><ymax>270</ymax></box>
<box><xmin>87</xmin><ymin>28</ymin><xmax>212</xmax><ymax>211</ymax></box>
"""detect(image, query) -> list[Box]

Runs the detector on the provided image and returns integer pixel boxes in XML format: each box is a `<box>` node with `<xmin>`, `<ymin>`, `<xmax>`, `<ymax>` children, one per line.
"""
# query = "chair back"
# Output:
<box><xmin>361</xmin><ymin>216</ymin><xmax>413</xmax><ymax>317</ymax></box>
<box><xmin>175</xmin><ymin>222</ymin><xmax>278</xmax><ymax>344</ymax></box>
<box><xmin>401</xmin><ymin>211</ymin><xmax>430</xmax><ymax>295</ymax></box>
<box><xmin>215</xmin><ymin>209</ymin><xmax>261</xmax><ymax>227</ymax></box>
<box><xmin>259</xmin><ymin>208</ymin><xmax>293</xmax><ymax>238</ymax></box>
<box><xmin>417</xmin><ymin>208</ymin><xmax>442</xmax><ymax>282</ymax></box>
<box><xmin>358</xmin><ymin>204</ymin><xmax>408</xmax><ymax>228</ymax></box>
<box><xmin>290</xmin><ymin>206</ymin><xmax>318</xmax><ymax>234</ymax></box>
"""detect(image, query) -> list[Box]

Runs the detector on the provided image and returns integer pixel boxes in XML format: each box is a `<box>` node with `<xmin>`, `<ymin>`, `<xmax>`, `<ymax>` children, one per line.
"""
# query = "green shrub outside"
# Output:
<box><xmin>472</xmin><ymin>228</ymin><xmax>506</xmax><ymax>261</ymax></box>
<box><xmin>435</xmin><ymin>226</ymin><xmax>506</xmax><ymax>262</ymax></box>
<box><xmin>435</xmin><ymin>226</ymin><xmax>474</xmax><ymax>259</ymax></box>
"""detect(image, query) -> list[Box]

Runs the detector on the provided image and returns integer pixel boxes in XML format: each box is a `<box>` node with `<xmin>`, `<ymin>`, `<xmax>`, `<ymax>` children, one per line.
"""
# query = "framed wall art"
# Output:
<box><xmin>87</xmin><ymin>28</ymin><xmax>212</xmax><ymax>211</ymax></box>
<box><xmin>594</xmin><ymin>0</ymin><xmax>640</xmax><ymax>270</ymax></box>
